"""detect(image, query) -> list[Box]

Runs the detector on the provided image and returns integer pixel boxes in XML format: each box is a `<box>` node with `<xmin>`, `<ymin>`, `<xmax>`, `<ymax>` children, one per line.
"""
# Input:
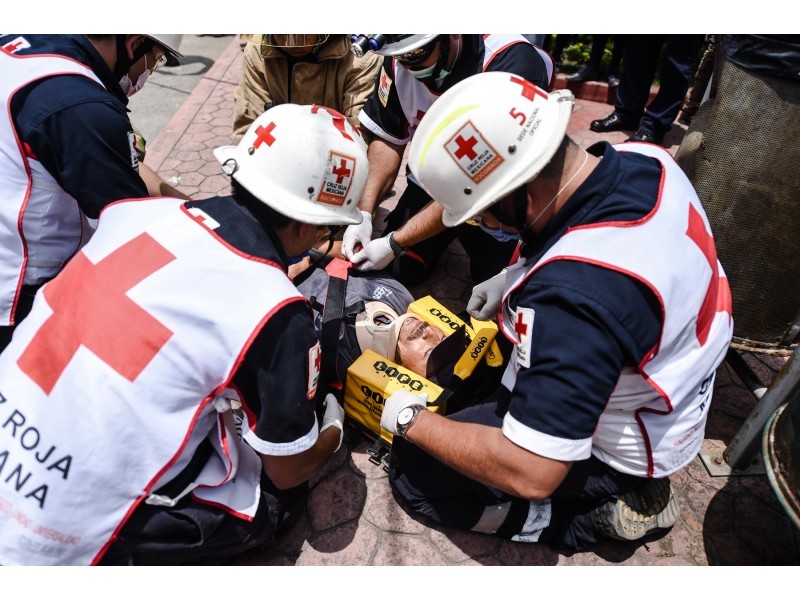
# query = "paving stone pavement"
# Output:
<box><xmin>145</xmin><ymin>38</ymin><xmax>800</xmax><ymax>567</ymax></box>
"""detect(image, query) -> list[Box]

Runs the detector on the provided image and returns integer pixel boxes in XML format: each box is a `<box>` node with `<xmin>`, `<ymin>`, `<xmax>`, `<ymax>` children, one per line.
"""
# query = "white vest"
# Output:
<box><xmin>0</xmin><ymin>48</ymin><xmax>102</xmax><ymax>325</ymax></box>
<box><xmin>0</xmin><ymin>198</ymin><xmax>303</xmax><ymax>565</ymax></box>
<box><xmin>499</xmin><ymin>143</ymin><xmax>733</xmax><ymax>477</ymax></box>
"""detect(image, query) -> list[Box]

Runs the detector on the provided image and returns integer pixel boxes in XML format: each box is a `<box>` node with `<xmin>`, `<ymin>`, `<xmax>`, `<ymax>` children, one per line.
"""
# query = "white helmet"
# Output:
<box><xmin>370</xmin><ymin>34</ymin><xmax>439</xmax><ymax>56</ymax></box>
<box><xmin>213</xmin><ymin>104</ymin><xmax>368</xmax><ymax>226</ymax></box>
<box><xmin>408</xmin><ymin>71</ymin><xmax>575</xmax><ymax>226</ymax></box>
<box><xmin>145</xmin><ymin>34</ymin><xmax>183</xmax><ymax>57</ymax></box>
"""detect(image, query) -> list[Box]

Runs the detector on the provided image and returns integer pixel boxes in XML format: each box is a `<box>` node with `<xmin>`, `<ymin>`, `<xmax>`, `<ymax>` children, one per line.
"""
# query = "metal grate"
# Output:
<box><xmin>676</xmin><ymin>58</ymin><xmax>800</xmax><ymax>354</ymax></box>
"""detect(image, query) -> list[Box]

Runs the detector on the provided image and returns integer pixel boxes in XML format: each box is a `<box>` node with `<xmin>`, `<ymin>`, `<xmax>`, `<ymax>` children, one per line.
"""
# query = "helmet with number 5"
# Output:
<box><xmin>213</xmin><ymin>104</ymin><xmax>368</xmax><ymax>225</ymax></box>
<box><xmin>408</xmin><ymin>71</ymin><xmax>575</xmax><ymax>226</ymax></box>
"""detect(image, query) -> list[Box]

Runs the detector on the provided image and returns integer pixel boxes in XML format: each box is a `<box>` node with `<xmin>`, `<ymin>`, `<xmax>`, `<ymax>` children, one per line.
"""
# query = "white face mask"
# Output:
<box><xmin>408</xmin><ymin>63</ymin><xmax>451</xmax><ymax>82</ymax></box>
<box><xmin>119</xmin><ymin>54</ymin><xmax>152</xmax><ymax>97</ymax></box>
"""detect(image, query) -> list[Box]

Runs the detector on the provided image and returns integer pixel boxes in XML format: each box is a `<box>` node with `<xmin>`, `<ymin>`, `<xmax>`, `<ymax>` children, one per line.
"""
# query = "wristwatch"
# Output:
<box><xmin>387</xmin><ymin>232</ymin><xmax>406</xmax><ymax>258</ymax></box>
<box><xmin>396</xmin><ymin>404</ymin><xmax>425</xmax><ymax>438</ymax></box>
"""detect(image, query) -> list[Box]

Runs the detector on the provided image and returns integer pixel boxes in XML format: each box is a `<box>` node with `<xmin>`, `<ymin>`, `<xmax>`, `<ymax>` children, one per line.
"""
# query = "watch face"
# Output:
<box><xmin>397</xmin><ymin>406</ymin><xmax>415</xmax><ymax>426</ymax></box>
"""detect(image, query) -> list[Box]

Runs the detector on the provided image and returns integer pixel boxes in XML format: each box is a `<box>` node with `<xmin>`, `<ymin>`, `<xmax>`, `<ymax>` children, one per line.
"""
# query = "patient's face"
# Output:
<box><xmin>396</xmin><ymin>317</ymin><xmax>446</xmax><ymax>376</ymax></box>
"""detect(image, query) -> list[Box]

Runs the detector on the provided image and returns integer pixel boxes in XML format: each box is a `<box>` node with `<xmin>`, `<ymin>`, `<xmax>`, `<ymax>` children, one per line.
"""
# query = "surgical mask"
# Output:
<box><xmin>119</xmin><ymin>55</ymin><xmax>152</xmax><ymax>97</ymax></box>
<box><xmin>479</xmin><ymin>220</ymin><xmax>519</xmax><ymax>243</ymax></box>
<box><xmin>409</xmin><ymin>63</ymin><xmax>451</xmax><ymax>82</ymax></box>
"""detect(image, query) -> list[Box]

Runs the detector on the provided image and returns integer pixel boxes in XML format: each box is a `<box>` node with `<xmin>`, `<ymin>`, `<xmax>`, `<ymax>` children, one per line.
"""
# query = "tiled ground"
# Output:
<box><xmin>146</xmin><ymin>38</ymin><xmax>800</xmax><ymax>566</ymax></box>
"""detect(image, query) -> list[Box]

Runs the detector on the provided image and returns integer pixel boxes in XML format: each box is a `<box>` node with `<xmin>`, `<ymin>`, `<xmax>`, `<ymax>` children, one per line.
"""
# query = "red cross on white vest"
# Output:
<box><xmin>685</xmin><ymin>203</ymin><xmax>732</xmax><ymax>346</ymax></box>
<box><xmin>17</xmin><ymin>233</ymin><xmax>177</xmax><ymax>394</ymax></box>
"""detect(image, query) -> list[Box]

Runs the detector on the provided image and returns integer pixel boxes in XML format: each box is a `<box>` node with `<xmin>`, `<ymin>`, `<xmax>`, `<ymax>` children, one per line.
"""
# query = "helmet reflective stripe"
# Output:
<box><xmin>213</xmin><ymin>104</ymin><xmax>368</xmax><ymax>226</ymax></box>
<box><xmin>408</xmin><ymin>72</ymin><xmax>575</xmax><ymax>227</ymax></box>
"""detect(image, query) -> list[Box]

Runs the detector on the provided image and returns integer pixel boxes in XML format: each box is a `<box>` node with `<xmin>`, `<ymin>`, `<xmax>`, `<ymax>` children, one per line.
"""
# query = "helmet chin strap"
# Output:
<box><xmin>113</xmin><ymin>35</ymin><xmax>153</xmax><ymax>79</ymax></box>
<box><xmin>519</xmin><ymin>151</ymin><xmax>590</xmax><ymax>243</ymax></box>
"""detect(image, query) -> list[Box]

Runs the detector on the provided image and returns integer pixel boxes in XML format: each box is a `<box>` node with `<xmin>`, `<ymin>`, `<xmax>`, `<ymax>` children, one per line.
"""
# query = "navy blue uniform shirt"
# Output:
<box><xmin>3</xmin><ymin>34</ymin><xmax>147</xmax><ymax>218</ymax></box>
<box><xmin>506</xmin><ymin>143</ymin><xmax>664</xmax><ymax>443</ymax></box>
<box><xmin>186</xmin><ymin>195</ymin><xmax>320</xmax><ymax>449</ymax></box>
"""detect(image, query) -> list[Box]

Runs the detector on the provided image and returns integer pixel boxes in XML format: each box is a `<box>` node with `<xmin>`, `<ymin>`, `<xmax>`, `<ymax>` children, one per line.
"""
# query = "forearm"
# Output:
<box><xmin>358</xmin><ymin>138</ymin><xmax>404</xmax><ymax>214</ymax></box>
<box><xmin>391</xmin><ymin>201</ymin><xmax>447</xmax><ymax>248</ymax></box>
<box><xmin>405</xmin><ymin>410</ymin><xmax>570</xmax><ymax>501</ymax></box>
<box><xmin>139</xmin><ymin>162</ymin><xmax>191</xmax><ymax>200</ymax></box>
<box><xmin>261</xmin><ymin>426</ymin><xmax>341</xmax><ymax>490</ymax></box>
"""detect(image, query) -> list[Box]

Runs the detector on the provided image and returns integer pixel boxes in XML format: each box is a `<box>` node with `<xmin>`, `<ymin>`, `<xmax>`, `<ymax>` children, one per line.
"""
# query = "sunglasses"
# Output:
<box><xmin>396</xmin><ymin>40</ymin><xmax>439</xmax><ymax>68</ymax></box>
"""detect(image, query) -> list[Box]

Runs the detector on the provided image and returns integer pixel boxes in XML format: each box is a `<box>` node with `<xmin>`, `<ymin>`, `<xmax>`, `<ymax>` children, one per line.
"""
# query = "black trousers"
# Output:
<box><xmin>99</xmin><ymin>476</ymin><xmax>307</xmax><ymax>565</ymax></box>
<box><xmin>0</xmin><ymin>284</ymin><xmax>42</xmax><ymax>353</ymax></box>
<box><xmin>615</xmin><ymin>34</ymin><xmax>704</xmax><ymax>133</ymax></box>
<box><xmin>388</xmin><ymin>389</ymin><xmax>648</xmax><ymax>551</ymax></box>
<box><xmin>382</xmin><ymin>180</ymin><xmax>517</xmax><ymax>287</ymax></box>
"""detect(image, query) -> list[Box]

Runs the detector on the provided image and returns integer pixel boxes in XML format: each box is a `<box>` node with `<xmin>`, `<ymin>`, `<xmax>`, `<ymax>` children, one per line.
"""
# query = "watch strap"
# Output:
<box><xmin>387</xmin><ymin>232</ymin><xmax>406</xmax><ymax>257</ymax></box>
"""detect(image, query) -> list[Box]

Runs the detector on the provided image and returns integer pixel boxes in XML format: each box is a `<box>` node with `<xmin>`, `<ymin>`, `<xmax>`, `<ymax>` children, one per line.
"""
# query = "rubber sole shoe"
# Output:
<box><xmin>591</xmin><ymin>478</ymin><xmax>680</xmax><ymax>541</ymax></box>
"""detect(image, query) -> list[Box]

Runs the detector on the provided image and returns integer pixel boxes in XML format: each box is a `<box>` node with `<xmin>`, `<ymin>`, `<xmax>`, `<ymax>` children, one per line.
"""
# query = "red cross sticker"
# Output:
<box><xmin>253</xmin><ymin>122</ymin><xmax>277</xmax><ymax>149</ymax></box>
<box><xmin>454</xmin><ymin>135</ymin><xmax>478</xmax><ymax>160</ymax></box>
<box><xmin>332</xmin><ymin>158</ymin><xmax>351</xmax><ymax>184</ymax></box>
<box><xmin>18</xmin><ymin>233</ymin><xmax>176</xmax><ymax>394</ymax></box>
<box><xmin>685</xmin><ymin>204</ymin><xmax>732</xmax><ymax>346</ymax></box>
<box><xmin>515</xmin><ymin>311</ymin><xmax>528</xmax><ymax>337</ymax></box>
<box><xmin>381</xmin><ymin>73</ymin><xmax>389</xmax><ymax>88</ymax></box>
<box><xmin>312</xmin><ymin>105</ymin><xmax>354</xmax><ymax>141</ymax></box>
<box><xmin>510</xmin><ymin>76</ymin><xmax>547</xmax><ymax>102</ymax></box>
<box><xmin>4</xmin><ymin>40</ymin><xmax>24</xmax><ymax>53</ymax></box>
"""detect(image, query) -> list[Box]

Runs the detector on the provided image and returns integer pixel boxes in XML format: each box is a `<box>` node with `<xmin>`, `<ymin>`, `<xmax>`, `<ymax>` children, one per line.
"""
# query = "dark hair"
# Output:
<box><xmin>230</xmin><ymin>179</ymin><xmax>293</xmax><ymax>230</ymax></box>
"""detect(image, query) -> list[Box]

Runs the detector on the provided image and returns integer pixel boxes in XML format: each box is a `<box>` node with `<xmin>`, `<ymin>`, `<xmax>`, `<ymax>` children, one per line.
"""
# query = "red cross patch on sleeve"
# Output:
<box><xmin>307</xmin><ymin>341</ymin><xmax>322</xmax><ymax>400</ymax></box>
<box><xmin>445</xmin><ymin>121</ymin><xmax>504</xmax><ymax>184</ymax></box>
<box><xmin>513</xmin><ymin>307</ymin><xmax>535</xmax><ymax>369</ymax></box>
<box><xmin>3</xmin><ymin>36</ymin><xmax>31</xmax><ymax>53</ymax></box>
<box><xmin>378</xmin><ymin>65</ymin><xmax>392</xmax><ymax>108</ymax></box>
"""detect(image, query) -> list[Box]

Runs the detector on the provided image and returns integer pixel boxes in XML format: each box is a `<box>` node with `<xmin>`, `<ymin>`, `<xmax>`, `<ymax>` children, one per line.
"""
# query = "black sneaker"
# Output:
<box><xmin>591</xmin><ymin>478</ymin><xmax>680</xmax><ymax>541</ymax></box>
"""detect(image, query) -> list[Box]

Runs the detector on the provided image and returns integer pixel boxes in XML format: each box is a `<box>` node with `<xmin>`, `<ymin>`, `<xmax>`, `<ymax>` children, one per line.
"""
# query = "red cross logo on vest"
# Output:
<box><xmin>685</xmin><ymin>203</ymin><xmax>732</xmax><ymax>346</ymax></box>
<box><xmin>454</xmin><ymin>135</ymin><xmax>478</xmax><ymax>160</ymax></box>
<box><xmin>253</xmin><ymin>122</ymin><xmax>277</xmax><ymax>149</ymax></box>
<box><xmin>17</xmin><ymin>233</ymin><xmax>177</xmax><ymax>394</ymax></box>
<box><xmin>515</xmin><ymin>311</ymin><xmax>528</xmax><ymax>337</ymax></box>
<box><xmin>332</xmin><ymin>159</ymin><xmax>351</xmax><ymax>184</ymax></box>
<box><xmin>510</xmin><ymin>76</ymin><xmax>547</xmax><ymax>102</ymax></box>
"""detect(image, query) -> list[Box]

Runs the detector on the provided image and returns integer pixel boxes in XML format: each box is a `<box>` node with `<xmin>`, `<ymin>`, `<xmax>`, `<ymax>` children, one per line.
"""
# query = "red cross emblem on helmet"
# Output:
<box><xmin>445</xmin><ymin>121</ymin><xmax>504</xmax><ymax>184</ymax></box>
<box><xmin>318</xmin><ymin>151</ymin><xmax>356</xmax><ymax>206</ymax></box>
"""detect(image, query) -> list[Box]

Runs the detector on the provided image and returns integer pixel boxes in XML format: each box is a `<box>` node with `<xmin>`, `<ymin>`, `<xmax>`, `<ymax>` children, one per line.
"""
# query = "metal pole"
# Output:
<box><xmin>723</xmin><ymin>344</ymin><xmax>800</xmax><ymax>471</ymax></box>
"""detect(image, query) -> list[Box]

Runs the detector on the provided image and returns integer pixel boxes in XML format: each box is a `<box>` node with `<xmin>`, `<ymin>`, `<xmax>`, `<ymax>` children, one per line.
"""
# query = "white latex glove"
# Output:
<box><xmin>380</xmin><ymin>390</ymin><xmax>428</xmax><ymax>436</ymax></box>
<box><xmin>342</xmin><ymin>211</ymin><xmax>374</xmax><ymax>260</ymax></box>
<box><xmin>467</xmin><ymin>268</ymin><xmax>507</xmax><ymax>321</ymax></box>
<box><xmin>350</xmin><ymin>235</ymin><xmax>395</xmax><ymax>272</ymax></box>
<box><xmin>320</xmin><ymin>393</ymin><xmax>345</xmax><ymax>452</ymax></box>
